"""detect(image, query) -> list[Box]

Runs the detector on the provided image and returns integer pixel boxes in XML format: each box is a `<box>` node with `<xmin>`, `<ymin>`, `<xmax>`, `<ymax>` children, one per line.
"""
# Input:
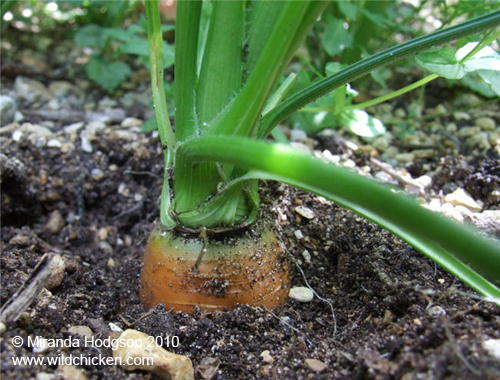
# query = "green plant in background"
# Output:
<box><xmin>72</xmin><ymin>1</ymin><xmax>175</xmax><ymax>93</ymax></box>
<box><xmin>289</xmin><ymin>0</ymin><xmax>500</xmax><ymax>140</ymax></box>
<box><xmin>144</xmin><ymin>0</ymin><xmax>500</xmax><ymax>303</ymax></box>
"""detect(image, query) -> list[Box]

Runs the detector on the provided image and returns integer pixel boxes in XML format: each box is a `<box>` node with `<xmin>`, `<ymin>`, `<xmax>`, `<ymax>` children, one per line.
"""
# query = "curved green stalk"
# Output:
<box><xmin>174</xmin><ymin>0</ymin><xmax>202</xmax><ymax>142</ymax></box>
<box><xmin>145</xmin><ymin>0</ymin><xmax>175</xmax><ymax>163</ymax></box>
<box><xmin>206</xmin><ymin>0</ymin><xmax>327</xmax><ymax>138</ymax></box>
<box><xmin>258</xmin><ymin>10</ymin><xmax>500</xmax><ymax>138</ymax></box>
<box><xmin>176</xmin><ymin>136</ymin><xmax>500</xmax><ymax>302</ymax></box>
<box><xmin>145</xmin><ymin>0</ymin><xmax>176</xmax><ymax>226</ymax></box>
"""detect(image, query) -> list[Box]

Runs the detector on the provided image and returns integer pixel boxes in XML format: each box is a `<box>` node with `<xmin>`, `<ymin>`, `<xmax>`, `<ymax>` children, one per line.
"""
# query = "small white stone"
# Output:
<box><xmin>440</xmin><ymin>202</ymin><xmax>464</xmax><ymax>223</ymax></box>
<box><xmin>64</xmin><ymin>122</ymin><xmax>85</xmax><ymax>134</ymax></box>
<box><xmin>302</xmin><ymin>250</ymin><xmax>312</xmax><ymax>264</ymax></box>
<box><xmin>12</xmin><ymin>130</ymin><xmax>23</xmax><ymax>141</ymax></box>
<box><xmin>426</xmin><ymin>305</ymin><xmax>446</xmax><ymax>317</ymax></box>
<box><xmin>90</xmin><ymin>168</ymin><xmax>104</xmax><ymax>182</ymax></box>
<box><xmin>483</xmin><ymin>339</ymin><xmax>500</xmax><ymax>360</ymax></box>
<box><xmin>444</xmin><ymin>188</ymin><xmax>482</xmax><ymax>212</ymax></box>
<box><xmin>294</xmin><ymin>230</ymin><xmax>304</xmax><ymax>239</ymax></box>
<box><xmin>47</xmin><ymin>139</ymin><xmax>62</xmax><ymax>148</ymax></box>
<box><xmin>108</xmin><ymin>322</ymin><xmax>123</xmax><ymax>332</ymax></box>
<box><xmin>32</xmin><ymin>337</ymin><xmax>49</xmax><ymax>354</ymax></box>
<box><xmin>260</xmin><ymin>350</ymin><xmax>274</xmax><ymax>364</ymax></box>
<box><xmin>342</xmin><ymin>159</ymin><xmax>356</xmax><ymax>169</ymax></box>
<box><xmin>415</xmin><ymin>175</ymin><xmax>432</xmax><ymax>188</ymax></box>
<box><xmin>295</xmin><ymin>206</ymin><xmax>315</xmax><ymax>220</ymax></box>
<box><xmin>289</xmin><ymin>286</ymin><xmax>314</xmax><ymax>302</ymax></box>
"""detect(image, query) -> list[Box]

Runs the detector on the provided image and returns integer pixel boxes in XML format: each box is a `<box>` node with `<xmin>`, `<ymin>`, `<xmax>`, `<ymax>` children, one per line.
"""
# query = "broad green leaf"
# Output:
<box><xmin>140</xmin><ymin>117</ymin><xmax>158</xmax><ymax>133</ymax></box>
<box><xmin>339</xmin><ymin>109</ymin><xmax>386</xmax><ymax>137</ymax></box>
<box><xmin>338</xmin><ymin>2</ymin><xmax>358</xmax><ymax>20</ymax></box>
<box><xmin>119</xmin><ymin>38</ymin><xmax>149</xmax><ymax>56</ymax></box>
<box><xmin>74</xmin><ymin>24</ymin><xmax>105</xmax><ymax>48</ymax></box>
<box><xmin>415</xmin><ymin>48</ymin><xmax>465</xmax><ymax>79</ymax></box>
<box><xmin>460</xmin><ymin>72</ymin><xmax>498</xmax><ymax>98</ymax></box>
<box><xmin>85</xmin><ymin>57</ymin><xmax>131</xmax><ymax>93</ymax></box>
<box><xmin>322</xmin><ymin>14</ymin><xmax>353</xmax><ymax>57</ymax></box>
<box><xmin>102</xmin><ymin>27</ymin><xmax>134</xmax><ymax>42</ymax></box>
<box><xmin>477</xmin><ymin>70</ymin><xmax>500</xmax><ymax>97</ymax></box>
<box><xmin>456</xmin><ymin>42</ymin><xmax>500</xmax><ymax>72</ymax></box>
<box><xmin>325</xmin><ymin>62</ymin><xmax>347</xmax><ymax>76</ymax></box>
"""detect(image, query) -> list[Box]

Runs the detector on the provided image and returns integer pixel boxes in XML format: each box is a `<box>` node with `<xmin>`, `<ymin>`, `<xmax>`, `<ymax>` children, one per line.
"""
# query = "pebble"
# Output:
<box><xmin>14</xmin><ymin>76</ymin><xmax>52</xmax><ymax>104</ymax></box>
<box><xmin>90</xmin><ymin>168</ymin><xmax>105</xmax><ymax>182</ymax></box>
<box><xmin>260</xmin><ymin>350</ymin><xmax>274</xmax><ymax>364</ymax></box>
<box><xmin>64</xmin><ymin>122</ymin><xmax>85</xmax><ymax>135</ymax></box>
<box><xmin>412</xmin><ymin>149</ymin><xmax>435</xmax><ymax>159</ymax></box>
<box><xmin>294</xmin><ymin>229</ymin><xmax>304</xmax><ymax>239</ymax></box>
<box><xmin>46</xmin><ymin>254</ymin><xmax>66</xmax><ymax>290</ymax></box>
<box><xmin>373</xmin><ymin>135</ymin><xmax>392</xmax><ymax>151</ymax></box>
<box><xmin>426</xmin><ymin>305</ymin><xmax>446</xmax><ymax>317</ymax></box>
<box><xmin>46</xmin><ymin>210</ymin><xmax>65</xmax><ymax>234</ymax></box>
<box><xmin>58</xmin><ymin>364</ymin><xmax>87</xmax><ymax>380</ymax></box>
<box><xmin>31</xmin><ymin>337</ymin><xmax>50</xmax><ymax>354</ymax></box>
<box><xmin>0</xmin><ymin>321</ymin><xmax>6</xmax><ymax>334</ymax></box>
<box><xmin>444</xmin><ymin>188</ymin><xmax>482</xmax><ymax>212</ymax></box>
<box><xmin>440</xmin><ymin>202</ymin><xmax>464</xmax><ymax>223</ymax></box>
<box><xmin>67</xmin><ymin>326</ymin><xmax>93</xmax><ymax>340</ymax></box>
<box><xmin>415</xmin><ymin>175</ymin><xmax>432</xmax><ymax>188</ymax></box>
<box><xmin>36</xmin><ymin>373</ymin><xmax>55</xmax><ymax>380</ymax></box>
<box><xmin>475</xmin><ymin>117</ymin><xmax>496</xmax><ymax>131</ymax></box>
<box><xmin>302</xmin><ymin>250</ymin><xmax>312</xmax><ymax>264</ymax></box>
<box><xmin>342</xmin><ymin>159</ymin><xmax>356</xmax><ymax>169</ymax></box>
<box><xmin>9</xmin><ymin>234</ymin><xmax>31</xmax><ymax>246</ymax></box>
<box><xmin>108</xmin><ymin>322</ymin><xmax>123</xmax><ymax>332</ymax></box>
<box><xmin>453</xmin><ymin>111</ymin><xmax>470</xmax><ymax>121</ymax></box>
<box><xmin>383</xmin><ymin>309</ymin><xmax>394</xmax><ymax>325</ymax></box>
<box><xmin>113</xmin><ymin>329</ymin><xmax>194</xmax><ymax>380</ymax></box>
<box><xmin>47</xmin><ymin>139</ymin><xmax>62</xmax><ymax>148</ymax></box>
<box><xmin>305</xmin><ymin>358</ymin><xmax>328</xmax><ymax>373</ymax></box>
<box><xmin>458</xmin><ymin>126</ymin><xmax>481</xmax><ymax>138</ymax></box>
<box><xmin>121</xmin><ymin>117</ymin><xmax>143</xmax><ymax>128</ymax></box>
<box><xmin>295</xmin><ymin>205</ymin><xmax>315</xmax><ymax>220</ymax></box>
<box><xmin>289</xmin><ymin>286</ymin><xmax>314</xmax><ymax>302</ymax></box>
<box><xmin>0</xmin><ymin>95</ymin><xmax>17</xmax><ymax>126</ymax></box>
<box><xmin>471</xmin><ymin>210</ymin><xmax>500</xmax><ymax>234</ymax></box>
<box><xmin>482</xmin><ymin>339</ymin><xmax>500</xmax><ymax>360</ymax></box>
<box><xmin>395</xmin><ymin>153</ymin><xmax>415</xmax><ymax>163</ymax></box>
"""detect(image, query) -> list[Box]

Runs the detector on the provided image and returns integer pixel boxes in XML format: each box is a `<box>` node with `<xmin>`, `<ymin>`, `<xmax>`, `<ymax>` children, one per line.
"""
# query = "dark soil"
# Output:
<box><xmin>1</xmin><ymin>24</ymin><xmax>500</xmax><ymax>380</ymax></box>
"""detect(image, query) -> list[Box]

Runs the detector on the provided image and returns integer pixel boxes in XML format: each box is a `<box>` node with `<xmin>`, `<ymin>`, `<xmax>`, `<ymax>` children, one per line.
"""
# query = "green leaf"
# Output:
<box><xmin>74</xmin><ymin>24</ymin><xmax>105</xmax><ymax>48</ymax></box>
<box><xmin>338</xmin><ymin>1</ymin><xmax>358</xmax><ymax>20</ymax></box>
<box><xmin>322</xmin><ymin>14</ymin><xmax>353</xmax><ymax>57</ymax></box>
<box><xmin>102</xmin><ymin>27</ymin><xmax>133</xmax><ymax>42</ymax></box>
<box><xmin>459</xmin><ymin>71</ymin><xmax>498</xmax><ymax>98</ymax></box>
<box><xmin>85</xmin><ymin>57</ymin><xmax>131</xmax><ymax>93</ymax></box>
<box><xmin>456</xmin><ymin>42</ymin><xmax>500</xmax><ymax>72</ymax></box>
<box><xmin>415</xmin><ymin>48</ymin><xmax>465</xmax><ymax>79</ymax></box>
<box><xmin>140</xmin><ymin>117</ymin><xmax>158</xmax><ymax>133</ymax></box>
<box><xmin>339</xmin><ymin>109</ymin><xmax>386</xmax><ymax>137</ymax></box>
<box><xmin>477</xmin><ymin>69</ymin><xmax>500</xmax><ymax>96</ymax></box>
<box><xmin>325</xmin><ymin>62</ymin><xmax>347</xmax><ymax>76</ymax></box>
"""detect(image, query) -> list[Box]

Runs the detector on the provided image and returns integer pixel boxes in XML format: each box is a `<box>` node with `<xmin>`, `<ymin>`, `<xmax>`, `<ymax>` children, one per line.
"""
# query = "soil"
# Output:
<box><xmin>1</xmin><ymin>24</ymin><xmax>500</xmax><ymax>380</ymax></box>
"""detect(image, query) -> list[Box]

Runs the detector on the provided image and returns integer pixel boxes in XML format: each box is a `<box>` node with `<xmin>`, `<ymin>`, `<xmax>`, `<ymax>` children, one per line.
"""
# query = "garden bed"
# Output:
<box><xmin>1</xmin><ymin>24</ymin><xmax>500</xmax><ymax>380</ymax></box>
